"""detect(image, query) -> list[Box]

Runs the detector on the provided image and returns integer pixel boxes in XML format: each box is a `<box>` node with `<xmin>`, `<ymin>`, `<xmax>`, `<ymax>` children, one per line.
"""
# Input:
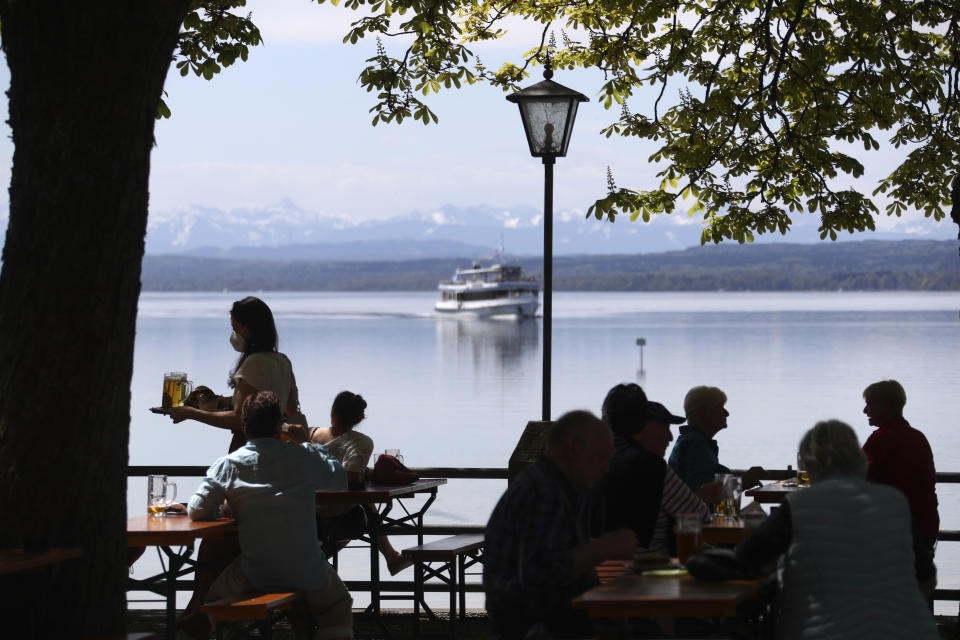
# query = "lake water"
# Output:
<box><xmin>127</xmin><ymin>290</ymin><xmax>960</xmax><ymax>612</ymax></box>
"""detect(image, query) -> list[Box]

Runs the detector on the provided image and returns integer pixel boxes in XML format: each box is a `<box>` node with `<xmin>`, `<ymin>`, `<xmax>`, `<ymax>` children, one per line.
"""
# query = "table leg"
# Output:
<box><xmin>160</xmin><ymin>544</ymin><xmax>195</xmax><ymax>640</ymax></box>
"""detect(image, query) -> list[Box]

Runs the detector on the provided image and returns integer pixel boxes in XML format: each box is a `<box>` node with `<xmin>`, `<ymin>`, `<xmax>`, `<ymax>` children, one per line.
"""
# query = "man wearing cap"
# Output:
<box><xmin>595</xmin><ymin>383</ymin><xmax>711</xmax><ymax>555</ymax></box>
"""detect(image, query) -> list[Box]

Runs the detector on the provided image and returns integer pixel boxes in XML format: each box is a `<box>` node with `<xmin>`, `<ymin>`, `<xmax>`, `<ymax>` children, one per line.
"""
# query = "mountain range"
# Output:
<box><xmin>140</xmin><ymin>200</ymin><xmax>958</xmax><ymax>260</ymax></box>
<box><xmin>1</xmin><ymin>200</ymin><xmax>956</xmax><ymax>261</ymax></box>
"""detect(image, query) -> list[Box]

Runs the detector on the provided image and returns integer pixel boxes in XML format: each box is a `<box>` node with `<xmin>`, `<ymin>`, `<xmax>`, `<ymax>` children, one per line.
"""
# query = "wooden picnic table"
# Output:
<box><xmin>745</xmin><ymin>480</ymin><xmax>806</xmax><ymax>504</ymax></box>
<box><xmin>127</xmin><ymin>515</ymin><xmax>236</xmax><ymax>640</ymax></box>
<box><xmin>573</xmin><ymin>570</ymin><xmax>759</xmax><ymax>619</ymax></box>
<box><xmin>316</xmin><ymin>478</ymin><xmax>447</xmax><ymax>627</ymax></box>
<box><xmin>0</xmin><ymin>547</ymin><xmax>83</xmax><ymax>575</ymax></box>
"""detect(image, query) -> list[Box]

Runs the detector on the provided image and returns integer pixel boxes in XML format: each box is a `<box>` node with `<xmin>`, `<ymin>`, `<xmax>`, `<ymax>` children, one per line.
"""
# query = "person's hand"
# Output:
<box><xmin>697</xmin><ymin>480</ymin><xmax>723</xmax><ymax>505</ymax></box>
<box><xmin>163</xmin><ymin>406</ymin><xmax>193</xmax><ymax>424</ymax></box>
<box><xmin>284</xmin><ymin>423</ymin><xmax>310</xmax><ymax>443</ymax></box>
<box><xmin>741</xmin><ymin>466</ymin><xmax>765</xmax><ymax>489</ymax></box>
<box><xmin>220</xmin><ymin>501</ymin><xmax>233</xmax><ymax>519</ymax></box>
<box><xmin>596</xmin><ymin>528</ymin><xmax>637</xmax><ymax>561</ymax></box>
<box><xmin>165</xmin><ymin>502</ymin><xmax>187</xmax><ymax>515</ymax></box>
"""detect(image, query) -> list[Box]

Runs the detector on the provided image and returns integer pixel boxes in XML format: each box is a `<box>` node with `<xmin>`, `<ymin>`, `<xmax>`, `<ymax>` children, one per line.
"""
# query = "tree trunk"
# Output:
<box><xmin>0</xmin><ymin>2</ymin><xmax>188</xmax><ymax>636</ymax></box>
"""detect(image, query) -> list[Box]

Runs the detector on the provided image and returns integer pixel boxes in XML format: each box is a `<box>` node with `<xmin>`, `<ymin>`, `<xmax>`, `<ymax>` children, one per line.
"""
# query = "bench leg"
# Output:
<box><xmin>448</xmin><ymin>560</ymin><xmax>457</xmax><ymax>640</ymax></box>
<box><xmin>458</xmin><ymin>554</ymin><xmax>466</xmax><ymax>622</ymax></box>
<box><xmin>413</xmin><ymin>560</ymin><xmax>423</xmax><ymax>638</ymax></box>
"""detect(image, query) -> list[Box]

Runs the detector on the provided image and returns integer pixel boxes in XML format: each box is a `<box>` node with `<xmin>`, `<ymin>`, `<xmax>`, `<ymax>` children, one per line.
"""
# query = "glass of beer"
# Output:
<box><xmin>161</xmin><ymin>372</ymin><xmax>193</xmax><ymax>408</ymax></box>
<box><xmin>676</xmin><ymin>513</ymin><xmax>703</xmax><ymax>565</ymax></box>
<box><xmin>722</xmin><ymin>474</ymin><xmax>743</xmax><ymax>518</ymax></box>
<box><xmin>147</xmin><ymin>474</ymin><xmax>177</xmax><ymax>517</ymax></box>
<box><xmin>714</xmin><ymin>473</ymin><xmax>731</xmax><ymax>516</ymax></box>
<box><xmin>797</xmin><ymin>453</ymin><xmax>810</xmax><ymax>486</ymax></box>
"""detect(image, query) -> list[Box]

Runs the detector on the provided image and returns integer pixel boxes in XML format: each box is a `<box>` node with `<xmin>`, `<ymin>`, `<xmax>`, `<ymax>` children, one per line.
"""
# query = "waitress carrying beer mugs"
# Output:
<box><xmin>160</xmin><ymin>296</ymin><xmax>301</xmax><ymax>453</ymax></box>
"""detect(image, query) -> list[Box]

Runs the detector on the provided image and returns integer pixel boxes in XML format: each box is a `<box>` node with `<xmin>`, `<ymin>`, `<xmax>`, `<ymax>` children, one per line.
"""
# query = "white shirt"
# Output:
<box><xmin>234</xmin><ymin>351</ymin><xmax>296</xmax><ymax>408</ymax></box>
<box><xmin>189</xmin><ymin>438</ymin><xmax>346</xmax><ymax>591</ymax></box>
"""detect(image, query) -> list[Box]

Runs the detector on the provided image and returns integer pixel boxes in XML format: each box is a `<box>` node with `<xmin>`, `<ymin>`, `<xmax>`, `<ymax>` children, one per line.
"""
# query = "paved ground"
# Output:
<box><xmin>127</xmin><ymin>609</ymin><xmax>960</xmax><ymax>639</ymax></box>
<box><xmin>127</xmin><ymin>607</ymin><xmax>492</xmax><ymax>639</ymax></box>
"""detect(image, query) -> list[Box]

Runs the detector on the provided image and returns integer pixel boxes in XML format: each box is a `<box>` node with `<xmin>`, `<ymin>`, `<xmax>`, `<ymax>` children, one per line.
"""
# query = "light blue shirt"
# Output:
<box><xmin>189</xmin><ymin>437</ymin><xmax>346</xmax><ymax>591</ymax></box>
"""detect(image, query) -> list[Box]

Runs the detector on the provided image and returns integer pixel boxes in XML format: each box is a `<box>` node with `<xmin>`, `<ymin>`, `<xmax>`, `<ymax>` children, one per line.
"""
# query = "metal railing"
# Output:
<box><xmin>128</xmin><ymin>466</ymin><xmax>960</xmax><ymax>604</ymax></box>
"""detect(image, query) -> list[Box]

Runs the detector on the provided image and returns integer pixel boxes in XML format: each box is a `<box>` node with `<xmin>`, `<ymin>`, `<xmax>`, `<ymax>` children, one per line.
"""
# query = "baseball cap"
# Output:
<box><xmin>646</xmin><ymin>401</ymin><xmax>685</xmax><ymax>424</ymax></box>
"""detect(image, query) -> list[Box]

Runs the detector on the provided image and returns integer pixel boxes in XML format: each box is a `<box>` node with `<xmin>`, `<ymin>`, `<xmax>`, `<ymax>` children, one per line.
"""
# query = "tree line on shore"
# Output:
<box><xmin>142</xmin><ymin>239</ymin><xmax>960</xmax><ymax>291</ymax></box>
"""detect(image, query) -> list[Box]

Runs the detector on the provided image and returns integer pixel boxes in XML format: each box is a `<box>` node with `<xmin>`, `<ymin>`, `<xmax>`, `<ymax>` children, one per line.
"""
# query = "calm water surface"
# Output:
<box><xmin>128</xmin><ymin>291</ymin><xmax>960</xmax><ymax>610</ymax></box>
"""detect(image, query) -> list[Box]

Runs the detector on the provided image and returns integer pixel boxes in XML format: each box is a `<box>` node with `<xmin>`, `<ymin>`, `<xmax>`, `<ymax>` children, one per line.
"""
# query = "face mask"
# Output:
<box><xmin>230</xmin><ymin>330</ymin><xmax>247</xmax><ymax>353</ymax></box>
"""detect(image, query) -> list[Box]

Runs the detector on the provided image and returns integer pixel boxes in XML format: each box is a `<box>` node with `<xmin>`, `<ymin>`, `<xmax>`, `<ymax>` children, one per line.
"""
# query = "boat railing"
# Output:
<box><xmin>127</xmin><ymin>465</ymin><xmax>960</xmax><ymax>607</ymax></box>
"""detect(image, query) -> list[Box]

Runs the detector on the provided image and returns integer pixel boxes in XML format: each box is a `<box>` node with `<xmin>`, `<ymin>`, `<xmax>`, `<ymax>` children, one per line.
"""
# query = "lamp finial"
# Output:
<box><xmin>543</xmin><ymin>54</ymin><xmax>553</xmax><ymax>81</ymax></box>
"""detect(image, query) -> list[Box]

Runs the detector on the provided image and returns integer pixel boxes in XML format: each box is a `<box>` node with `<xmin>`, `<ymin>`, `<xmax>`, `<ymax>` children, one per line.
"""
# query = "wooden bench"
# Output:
<box><xmin>199</xmin><ymin>591</ymin><xmax>304</xmax><ymax>640</ymax></box>
<box><xmin>402</xmin><ymin>534</ymin><xmax>484</xmax><ymax>639</ymax></box>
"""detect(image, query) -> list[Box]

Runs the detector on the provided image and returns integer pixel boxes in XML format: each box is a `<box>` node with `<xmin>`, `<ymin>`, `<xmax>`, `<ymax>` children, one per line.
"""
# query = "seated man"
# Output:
<box><xmin>597</xmin><ymin>383</ymin><xmax>711</xmax><ymax>555</ymax></box>
<box><xmin>188</xmin><ymin>391</ymin><xmax>352</xmax><ymax>640</ymax></box>
<box><xmin>668</xmin><ymin>385</ymin><xmax>762</xmax><ymax>492</ymax></box>
<box><xmin>484</xmin><ymin>410</ymin><xmax>636</xmax><ymax>640</ymax></box>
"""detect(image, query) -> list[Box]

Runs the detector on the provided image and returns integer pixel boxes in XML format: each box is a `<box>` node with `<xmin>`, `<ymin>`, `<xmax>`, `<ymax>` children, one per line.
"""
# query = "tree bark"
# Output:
<box><xmin>0</xmin><ymin>2</ymin><xmax>188</xmax><ymax>636</ymax></box>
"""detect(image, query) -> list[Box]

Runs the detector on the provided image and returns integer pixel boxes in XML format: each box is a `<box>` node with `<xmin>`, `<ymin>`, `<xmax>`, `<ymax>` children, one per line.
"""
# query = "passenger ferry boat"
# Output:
<box><xmin>435</xmin><ymin>257</ymin><xmax>540</xmax><ymax>317</ymax></box>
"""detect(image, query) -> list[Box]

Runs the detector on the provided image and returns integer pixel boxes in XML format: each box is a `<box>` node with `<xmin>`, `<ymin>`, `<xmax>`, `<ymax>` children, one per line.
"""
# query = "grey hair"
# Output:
<box><xmin>863</xmin><ymin>380</ymin><xmax>906</xmax><ymax>414</ymax></box>
<box><xmin>683</xmin><ymin>386</ymin><xmax>727</xmax><ymax>426</ymax></box>
<box><xmin>799</xmin><ymin>420</ymin><xmax>867</xmax><ymax>482</ymax></box>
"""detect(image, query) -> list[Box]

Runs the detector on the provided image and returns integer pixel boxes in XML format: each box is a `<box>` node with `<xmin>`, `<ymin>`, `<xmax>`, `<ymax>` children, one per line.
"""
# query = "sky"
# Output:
<box><xmin>0</xmin><ymin>1</ymin><xmax>954</xmax><ymax>239</ymax></box>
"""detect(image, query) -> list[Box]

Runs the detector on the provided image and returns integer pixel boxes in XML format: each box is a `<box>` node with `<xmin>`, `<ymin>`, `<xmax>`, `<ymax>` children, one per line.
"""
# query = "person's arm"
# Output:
<box><xmin>162</xmin><ymin>379</ymin><xmax>256</xmax><ymax>431</ymax></box>
<box><xmin>734</xmin><ymin>502</ymin><xmax>792</xmax><ymax>576</ymax></box>
<box><xmin>568</xmin><ymin>529</ymin><xmax>636</xmax><ymax>581</ymax></box>
<box><xmin>188</xmin><ymin>469</ymin><xmax>228</xmax><ymax>521</ymax></box>
<box><xmin>862</xmin><ymin>430</ymin><xmax>892</xmax><ymax>484</ymax></box>
<box><xmin>740</xmin><ymin>466</ymin><xmax>765</xmax><ymax>489</ymax></box>
<box><xmin>661</xmin><ymin>466</ymin><xmax>712</xmax><ymax>521</ymax></box>
<box><xmin>910</xmin><ymin>515</ymin><xmax>937</xmax><ymax>595</ymax></box>
<box><xmin>305</xmin><ymin>443</ymin><xmax>348</xmax><ymax>490</ymax></box>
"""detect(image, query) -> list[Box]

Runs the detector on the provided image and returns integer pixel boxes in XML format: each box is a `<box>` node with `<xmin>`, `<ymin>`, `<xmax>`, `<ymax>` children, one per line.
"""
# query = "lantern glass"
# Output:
<box><xmin>518</xmin><ymin>98</ymin><xmax>581</xmax><ymax>157</ymax></box>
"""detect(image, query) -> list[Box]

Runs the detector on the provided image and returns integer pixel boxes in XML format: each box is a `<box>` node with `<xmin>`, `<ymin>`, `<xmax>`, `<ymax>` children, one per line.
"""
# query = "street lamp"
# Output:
<box><xmin>507</xmin><ymin>59</ymin><xmax>588</xmax><ymax>421</ymax></box>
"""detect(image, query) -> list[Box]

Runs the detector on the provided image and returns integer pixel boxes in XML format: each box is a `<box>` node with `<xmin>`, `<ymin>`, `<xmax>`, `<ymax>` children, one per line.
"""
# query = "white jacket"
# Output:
<box><xmin>778</xmin><ymin>477</ymin><xmax>937</xmax><ymax>640</ymax></box>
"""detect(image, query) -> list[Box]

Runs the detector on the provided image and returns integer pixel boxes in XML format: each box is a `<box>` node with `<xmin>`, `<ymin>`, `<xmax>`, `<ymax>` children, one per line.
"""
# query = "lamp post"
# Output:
<box><xmin>507</xmin><ymin>59</ymin><xmax>588</xmax><ymax>421</ymax></box>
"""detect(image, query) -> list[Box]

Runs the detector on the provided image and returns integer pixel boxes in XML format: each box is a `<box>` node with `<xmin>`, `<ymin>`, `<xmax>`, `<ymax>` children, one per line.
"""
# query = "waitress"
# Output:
<box><xmin>162</xmin><ymin>296</ymin><xmax>300</xmax><ymax>452</ymax></box>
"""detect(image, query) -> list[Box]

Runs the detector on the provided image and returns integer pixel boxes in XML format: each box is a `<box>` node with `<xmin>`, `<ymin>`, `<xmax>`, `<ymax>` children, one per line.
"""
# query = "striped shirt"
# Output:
<box><xmin>641</xmin><ymin>465</ymin><xmax>711</xmax><ymax>554</ymax></box>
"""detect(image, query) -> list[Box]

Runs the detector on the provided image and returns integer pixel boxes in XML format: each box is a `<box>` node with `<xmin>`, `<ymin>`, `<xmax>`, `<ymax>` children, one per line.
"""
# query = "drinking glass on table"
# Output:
<box><xmin>384</xmin><ymin>449</ymin><xmax>404</xmax><ymax>464</ymax></box>
<box><xmin>713</xmin><ymin>473</ymin><xmax>733</xmax><ymax>516</ymax></box>
<box><xmin>147</xmin><ymin>474</ymin><xmax>177</xmax><ymax>517</ymax></box>
<box><xmin>796</xmin><ymin>453</ymin><xmax>810</xmax><ymax>486</ymax></box>
<box><xmin>722</xmin><ymin>475</ymin><xmax>743</xmax><ymax>518</ymax></box>
<box><xmin>676</xmin><ymin>513</ymin><xmax>703</xmax><ymax>564</ymax></box>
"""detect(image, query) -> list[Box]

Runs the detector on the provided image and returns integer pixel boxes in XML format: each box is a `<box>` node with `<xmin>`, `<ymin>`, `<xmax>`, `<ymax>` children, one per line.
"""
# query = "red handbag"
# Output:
<box><xmin>371</xmin><ymin>454</ymin><xmax>419</xmax><ymax>486</ymax></box>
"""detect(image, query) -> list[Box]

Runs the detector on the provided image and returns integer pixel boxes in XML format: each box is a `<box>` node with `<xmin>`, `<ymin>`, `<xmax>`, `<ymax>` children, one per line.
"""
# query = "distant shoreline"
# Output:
<box><xmin>141</xmin><ymin>239</ymin><xmax>960</xmax><ymax>292</ymax></box>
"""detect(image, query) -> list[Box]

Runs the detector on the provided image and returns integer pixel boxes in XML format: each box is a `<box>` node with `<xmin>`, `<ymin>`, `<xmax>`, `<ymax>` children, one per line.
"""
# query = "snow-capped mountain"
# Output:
<box><xmin>2</xmin><ymin>199</ymin><xmax>954</xmax><ymax>261</ymax></box>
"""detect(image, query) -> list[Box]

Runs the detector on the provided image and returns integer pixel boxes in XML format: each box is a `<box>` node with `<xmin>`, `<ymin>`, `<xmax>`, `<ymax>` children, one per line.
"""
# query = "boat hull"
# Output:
<box><xmin>434</xmin><ymin>297</ymin><xmax>539</xmax><ymax>318</ymax></box>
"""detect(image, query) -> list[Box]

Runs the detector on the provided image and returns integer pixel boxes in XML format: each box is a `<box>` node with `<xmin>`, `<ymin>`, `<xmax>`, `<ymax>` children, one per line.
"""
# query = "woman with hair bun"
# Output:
<box><xmin>288</xmin><ymin>391</ymin><xmax>413</xmax><ymax>576</ymax></box>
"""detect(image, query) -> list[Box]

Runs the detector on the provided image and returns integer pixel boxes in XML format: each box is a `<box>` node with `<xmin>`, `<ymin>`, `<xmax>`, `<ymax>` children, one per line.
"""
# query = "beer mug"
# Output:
<box><xmin>713</xmin><ymin>472</ymin><xmax>732</xmax><ymax>516</ymax></box>
<box><xmin>676</xmin><ymin>513</ymin><xmax>703</xmax><ymax>565</ymax></box>
<box><xmin>384</xmin><ymin>449</ymin><xmax>403</xmax><ymax>464</ymax></box>
<box><xmin>722</xmin><ymin>474</ymin><xmax>743</xmax><ymax>518</ymax></box>
<box><xmin>161</xmin><ymin>372</ymin><xmax>193</xmax><ymax>408</ymax></box>
<box><xmin>147</xmin><ymin>474</ymin><xmax>177</xmax><ymax>517</ymax></box>
<box><xmin>796</xmin><ymin>453</ymin><xmax>810</xmax><ymax>486</ymax></box>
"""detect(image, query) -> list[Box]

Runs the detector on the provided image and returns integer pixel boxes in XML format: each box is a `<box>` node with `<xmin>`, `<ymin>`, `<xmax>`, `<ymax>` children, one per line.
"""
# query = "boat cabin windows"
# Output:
<box><xmin>452</xmin><ymin>289</ymin><xmax>533</xmax><ymax>302</ymax></box>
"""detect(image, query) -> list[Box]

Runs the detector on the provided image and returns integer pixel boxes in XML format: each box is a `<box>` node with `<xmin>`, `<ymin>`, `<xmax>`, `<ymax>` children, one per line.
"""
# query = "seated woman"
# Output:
<box><xmin>668</xmin><ymin>385</ymin><xmax>763</xmax><ymax>493</ymax></box>
<box><xmin>288</xmin><ymin>391</ymin><xmax>412</xmax><ymax>576</ymax></box>
<box><xmin>735</xmin><ymin>420</ymin><xmax>938</xmax><ymax>639</ymax></box>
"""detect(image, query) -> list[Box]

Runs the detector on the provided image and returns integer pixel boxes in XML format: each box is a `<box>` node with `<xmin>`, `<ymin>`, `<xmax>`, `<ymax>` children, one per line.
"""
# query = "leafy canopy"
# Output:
<box><xmin>180</xmin><ymin>0</ymin><xmax>960</xmax><ymax>244</ymax></box>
